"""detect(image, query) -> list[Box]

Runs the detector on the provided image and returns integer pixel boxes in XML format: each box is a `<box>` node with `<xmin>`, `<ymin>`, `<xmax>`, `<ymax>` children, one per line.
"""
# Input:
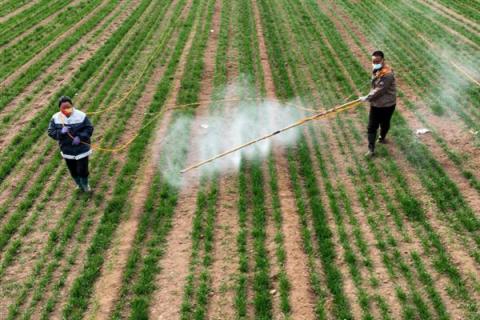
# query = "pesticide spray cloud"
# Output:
<box><xmin>158</xmin><ymin>79</ymin><xmax>308</xmax><ymax>188</ymax></box>
<box><xmin>366</xmin><ymin>1</ymin><xmax>479</xmax><ymax>108</ymax></box>
<box><xmin>432</xmin><ymin>44</ymin><xmax>479</xmax><ymax>116</ymax></box>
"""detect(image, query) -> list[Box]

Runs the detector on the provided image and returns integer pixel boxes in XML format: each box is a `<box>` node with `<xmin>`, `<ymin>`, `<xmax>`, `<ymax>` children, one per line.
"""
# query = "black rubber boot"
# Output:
<box><xmin>73</xmin><ymin>176</ymin><xmax>82</xmax><ymax>190</ymax></box>
<box><xmin>366</xmin><ymin>133</ymin><xmax>376</xmax><ymax>158</ymax></box>
<box><xmin>79</xmin><ymin>177</ymin><xmax>91</xmax><ymax>193</ymax></box>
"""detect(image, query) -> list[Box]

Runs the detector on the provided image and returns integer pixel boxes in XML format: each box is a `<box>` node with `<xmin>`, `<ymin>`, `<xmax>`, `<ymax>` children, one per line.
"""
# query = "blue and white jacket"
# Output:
<box><xmin>47</xmin><ymin>108</ymin><xmax>94</xmax><ymax>160</ymax></box>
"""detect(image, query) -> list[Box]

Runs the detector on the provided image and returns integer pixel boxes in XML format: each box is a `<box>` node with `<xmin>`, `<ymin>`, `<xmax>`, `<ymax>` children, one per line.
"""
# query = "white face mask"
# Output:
<box><xmin>372</xmin><ymin>63</ymin><xmax>383</xmax><ymax>70</ymax></box>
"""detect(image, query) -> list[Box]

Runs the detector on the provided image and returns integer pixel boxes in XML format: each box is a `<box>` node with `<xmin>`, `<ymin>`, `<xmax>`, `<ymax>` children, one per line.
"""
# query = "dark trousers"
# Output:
<box><xmin>367</xmin><ymin>104</ymin><xmax>396</xmax><ymax>151</ymax></box>
<box><xmin>65</xmin><ymin>157</ymin><xmax>89</xmax><ymax>178</ymax></box>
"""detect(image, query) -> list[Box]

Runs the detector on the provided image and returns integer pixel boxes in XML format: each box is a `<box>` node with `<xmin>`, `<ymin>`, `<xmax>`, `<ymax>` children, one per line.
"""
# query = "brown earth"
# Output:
<box><xmin>318</xmin><ymin>0</ymin><xmax>480</xmax><ymax>213</ymax></box>
<box><xmin>0</xmin><ymin>0</ymin><xmax>167</xmax><ymax>316</ymax></box>
<box><xmin>416</xmin><ymin>0</ymin><xmax>480</xmax><ymax>35</ymax></box>
<box><xmin>0</xmin><ymin>0</ymin><xmax>141</xmax><ymax>150</ymax></box>
<box><xmin>148</xmin><ymin>1</ymin><xmax>222</xmax><ymax>318</ymax></box>
<box><xmin>314</xmin><ymin>2</ymin><xmax>478</xmax><ymax>316</ymax></box>
<box><xmin>206</xmin><ymin>8</ymin><xmax>241</xmax><ymax>318</ymax></box>
<box><xmin>251</xmin><ymin>0</ymin><xmax>317</xmax><ymax>318</ymax></box>
<box><xmin>0</xmin><ymin>0</ymin><xmax>41</xmax><ymax>24</ymax></box>
<box><xmin>0</xmin><ymin>0</ymin><xmax>110</xmax><ymax>86</ymax></box>
<box><xmin>0</xmin><ymin>0</ymin><xmax>86</xmax><ymax>50</ymax></box>
<box><xmin>82</xmin><ymin>1</ymin><xmax>188</xmax><ymax>318</ymax></box>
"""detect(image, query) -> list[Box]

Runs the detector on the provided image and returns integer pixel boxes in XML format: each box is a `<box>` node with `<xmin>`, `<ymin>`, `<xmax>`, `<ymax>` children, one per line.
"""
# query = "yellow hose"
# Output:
<box><xmin>450</xmin><ymin>61</ymin><xmax>480</xmax><ymax>87</ymax></box>
<box><xmin>61</xmin><ymin>95</ymin><xmax>358</xmax><ymax>154</ymax></box>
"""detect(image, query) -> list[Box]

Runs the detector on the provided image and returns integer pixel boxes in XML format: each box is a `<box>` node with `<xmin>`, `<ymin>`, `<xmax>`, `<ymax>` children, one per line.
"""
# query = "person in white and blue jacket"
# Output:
<box><xmin>48</xmin><ymin>96</ymin><xmax>94</xmax><ymax>192</ymax></box>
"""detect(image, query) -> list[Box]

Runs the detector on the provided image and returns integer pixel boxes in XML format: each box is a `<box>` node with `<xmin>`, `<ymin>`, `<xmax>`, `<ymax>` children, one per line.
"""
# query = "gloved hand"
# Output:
<box><xmin>359</xmin><ymin>96</ymin><xmax>368</xmax><ymax>102</ymax></box>
<box><xmin>61</xmin><ymin>126</ymin><xmax>70</xmax><ymax>134</ymax></box>
<box><xmin>72</xmin><ymin>136</ymin><xmax>81</xmax><ymax>145</ymax></box>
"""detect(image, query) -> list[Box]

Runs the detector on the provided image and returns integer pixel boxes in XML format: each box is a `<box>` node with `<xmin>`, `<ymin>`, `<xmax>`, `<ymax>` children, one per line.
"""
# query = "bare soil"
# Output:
<box><xmin>148</xmin><ymin>1</ymin><xmax>222</xmax><ymax>318</ymax></box>
<box><xmin>251</xmin><ymin>0</ymin><xmax>317</xmax><ymax>318</ymax></box>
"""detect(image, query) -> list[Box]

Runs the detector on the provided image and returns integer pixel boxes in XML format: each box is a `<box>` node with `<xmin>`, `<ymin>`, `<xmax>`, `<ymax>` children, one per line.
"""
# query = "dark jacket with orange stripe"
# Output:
<box><xmin>47</xmin><ymin>108</ymin><xmax>94</xmax><ymax>160</ymax></box>
<box><xmin>365</xmin><ymin>64</ymin><xmax>397</xmax><ymax>108</ymax></box>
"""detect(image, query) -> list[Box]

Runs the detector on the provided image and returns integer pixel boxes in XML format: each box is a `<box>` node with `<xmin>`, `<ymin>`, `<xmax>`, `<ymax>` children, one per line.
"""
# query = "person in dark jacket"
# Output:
<box><xmin>360</xmin><ymin>50</ymin><xmax>397</xmax><ymax>157</ymax></box>
<box><xmin>48</xmin><ymin>96</ymin><xmax>94</xmax><ymax>192</ymax></box>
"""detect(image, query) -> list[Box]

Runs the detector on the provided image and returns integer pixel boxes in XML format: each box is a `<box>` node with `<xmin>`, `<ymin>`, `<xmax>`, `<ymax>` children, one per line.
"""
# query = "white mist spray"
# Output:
<box><xmin>435</xmin><ymin>46</ymin><xmax>479</xmax><ymax>106</ymax></box>
<box><xmin>157</xmin><ymin>80</ymin><xmax>309</xmax><ymax>188</ymax></box>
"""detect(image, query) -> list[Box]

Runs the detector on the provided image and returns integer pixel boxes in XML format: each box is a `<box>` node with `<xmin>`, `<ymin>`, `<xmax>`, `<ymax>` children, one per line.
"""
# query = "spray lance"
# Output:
<box><xmin>180</xmin><ymin>98</ymin><xmax>363</xmax><ymax>174</ymax></box>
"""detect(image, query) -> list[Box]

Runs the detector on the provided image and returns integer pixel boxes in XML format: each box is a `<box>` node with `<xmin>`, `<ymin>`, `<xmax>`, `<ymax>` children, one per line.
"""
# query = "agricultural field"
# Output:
<box><xmin>0</xmin><ymin>0</ymin><xmax>479</xmax><ymax>319</ymax></box>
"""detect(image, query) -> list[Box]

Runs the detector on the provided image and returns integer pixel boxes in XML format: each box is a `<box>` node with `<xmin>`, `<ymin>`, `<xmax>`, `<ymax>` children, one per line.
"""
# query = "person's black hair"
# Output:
<box><xmin>58</xmin><ymin>96</ymin><xmax>73</xmax><ymax>108</ymax></box>
<box><xmin>372</xmin><ymin>50</ymin><xmax>384</xmax><ymax>59</ymax></box>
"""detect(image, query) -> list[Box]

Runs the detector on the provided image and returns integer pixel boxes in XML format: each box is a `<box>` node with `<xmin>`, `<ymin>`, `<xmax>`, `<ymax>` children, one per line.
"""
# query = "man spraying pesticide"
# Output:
<box><xmin>48</xmin><ymin>96</ymin><xmax>94</xmax><ymax>192</ymax></box>
<box><xmin>180</xmin><ymin>52</ymin><xmax>396</xmax><ymax>173</ymax></box>
<box><xmin>359</xmin><ymin>50</ymin><xmax>397</xmax><ymax>157</ymax></box>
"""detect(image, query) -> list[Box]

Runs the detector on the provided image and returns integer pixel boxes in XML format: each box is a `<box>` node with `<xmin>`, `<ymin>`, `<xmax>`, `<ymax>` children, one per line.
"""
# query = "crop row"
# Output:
<box><xmin>0</xmin><ymin>0</ymin><xmax>30</xmax><ymax>18</ymax></box>
<box><xmin>179</xmin><ymin>2</ymin><xmax>243</xmax><ymax>319</ymax></box>
<box><xmin>258</xmin><ymin>0</ymin><xmax>480</xmax><ymax>318</ymax></box>
<box><xmin>310</xmin><ymin>0</ymin><xmax>479</xmax><ymax>315</ymax></box>
<box><xmin>402</xmin><ymin>0</ymin><xmax>479</xmax><ymax>47</ymax></box>
<box><xmin>0</xmin><ymin>0</ymin><xmax>126</xmax><ymax>114</ymax></box>
<box><xmin>2</xmin><ymin>0</ymin><xmax>183</xmax><ymax>317</ymax></box>
<box><xmin>1</xmin><ymin>0</ymin><xmax>106</xmax><ymax>81</ymax></box>
<box><xmin>0</xmin><ymin>0</ymin><xmax>69</xmax><ymax>41</ymax></box>
<box><xmin>231</xmin><ymin>0</ymin><xmax>301</xmax><ymax>318</ymax></box>
<box><xmin>331</xmin><ymin>0</ymin><xmax>480</xmax><ymax>247</ymax></box>
<box><xmin>0</xmin><ymin>0</ymin><xmax>136</xmax><ymax>222</ymax></box>
<box><xmin>60</xmin><ymin>0</ymin><xmax>203</xmax><ymax>317</ymax></box>
<box><xmin>435</xmin><ymin>0</ymin><xmax>480</xmax><ymax>23</ymax></box>
<box><xmin>0</xmin><ymin>0</ymin><xmax>134</xmax><ymax>135</ymax></box>
<box><xmin>108</xmin><ymin>0</ymin><xmax>215</xmax><ymax>318</ymax></box>
<box><xmin>257</xmin><ymin>1</ymin><xmax>353</xmax><ymax>318</ymax></box>
<box><xmin>337</xmin><ymin>0</ymin><xmax>480</xmax><ymax>133</ymax></box>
